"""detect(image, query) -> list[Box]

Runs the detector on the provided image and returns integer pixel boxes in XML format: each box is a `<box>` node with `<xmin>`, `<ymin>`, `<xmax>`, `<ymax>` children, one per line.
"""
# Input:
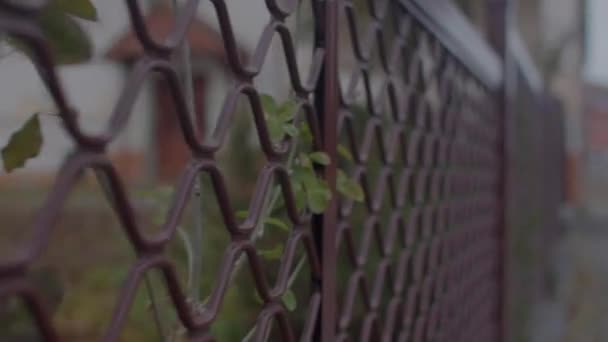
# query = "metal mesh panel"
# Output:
<box><xmin>0</xmin><ymin>0</ymin><xmax>566</xmax><ymax>341</ymax></box>
<box><xmin>334</xmin><ymin>2</ymin><xmax>500</xmax><ymax>341</ymax></box>
<box><xmin>0</xmin><ymin>1</ymin><xmax>325</xmax><ymax>340</ymax></box>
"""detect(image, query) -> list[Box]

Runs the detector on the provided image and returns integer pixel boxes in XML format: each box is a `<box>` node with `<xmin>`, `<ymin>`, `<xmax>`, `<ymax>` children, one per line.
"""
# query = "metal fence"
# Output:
<box><xmin>0</xmin><ymin>1</ymin><xmax>564</xmax><ymax>341</ymax></box>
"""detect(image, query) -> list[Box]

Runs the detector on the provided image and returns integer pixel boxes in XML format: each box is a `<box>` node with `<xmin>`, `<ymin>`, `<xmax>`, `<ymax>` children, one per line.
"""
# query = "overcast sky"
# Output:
<box><xmin>585</xmin><ymin>0</ymin><xmax>608</xmax><ymax>84</ymax></box>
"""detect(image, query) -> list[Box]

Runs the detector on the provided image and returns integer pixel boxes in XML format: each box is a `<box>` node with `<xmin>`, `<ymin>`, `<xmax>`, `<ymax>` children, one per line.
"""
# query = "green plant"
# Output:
<box><xmin>0</xmin><ymin>0</ymin><xmax>96</xmax><ymax>172</ymax></box>
<box><xmin>0</xmin><ymin>2</ymin><xmax>368</xmax><ymax>339</ymax></box>
<box><xmin>0</xmin><ymin>2</ymin><xmax>97</xmax><ymax>336</ymax></box>
<box><xmin>135</xmin><ymin>93</ymin><xmax>364</xmax><ymax>341</ymax></box>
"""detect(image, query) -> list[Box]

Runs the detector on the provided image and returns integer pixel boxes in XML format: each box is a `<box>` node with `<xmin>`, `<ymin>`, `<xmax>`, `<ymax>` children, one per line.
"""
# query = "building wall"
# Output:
<box><xmin>0</xmin><ymin>0</ymin><xmax>308</xmax><ymax>180</ymax></box>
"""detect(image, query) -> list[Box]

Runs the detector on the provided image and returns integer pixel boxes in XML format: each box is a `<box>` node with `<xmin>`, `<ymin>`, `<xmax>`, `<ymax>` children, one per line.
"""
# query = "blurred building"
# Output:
<box><xmin>0</xmin><ymin>0</ymin><xmax>312</xmax><ymax>184</ymax></box>
<box><xmin>105</xmin><ymin>3</ymin><xmax>241</xmax><ymax>181</ymax></box>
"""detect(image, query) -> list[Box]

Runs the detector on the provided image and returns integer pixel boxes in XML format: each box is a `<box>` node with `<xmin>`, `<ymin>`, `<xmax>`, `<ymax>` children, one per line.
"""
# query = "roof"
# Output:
<box><xmin>106</xmin><ymin>4</ymin><xmax>241</xmax><ymax>63</ymax></box>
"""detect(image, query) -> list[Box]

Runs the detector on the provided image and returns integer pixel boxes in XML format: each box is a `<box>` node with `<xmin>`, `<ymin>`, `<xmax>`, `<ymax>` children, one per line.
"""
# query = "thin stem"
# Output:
<box><xmin>92</xmin><ymin>169</ymin><xmax>168</xmax><ymax>339</ymax></box>
<box><xmin>242</xmin><ymin>4</ymin><xmax>307</xmax><ymax>340</ymax></box>
<box><xmin>241</xmin><ymin>325</ymin><xmax>256</xmax><ymax>342</ymax></box>
<box><xmin>238</xmin><ymin>128</ymin><xmax>305</xmax><ymax>342</ymax></box>
<box><xmin>135</xmin><ymin>2</ymin><xmax>202</xmax><ymax>340</ymax></box>
<box><xmin>287</xmin><ymin>255</ymin><xmax>307</xmax><ymax>288</ymax></box>
<box><xmin>240</xmin><ymin>255</ymin><xmax>307</xmax><ymax>342</ymax></box>
<box><xmin>191</xmin><ymin>182</ymin><xmax>204</xmax><ymax>300</ymax></box>
<box><xmin>177</xmin><ymin>227</ymin><xmax>195</xmax><ymax>288</ymax></box>
<box><xmin>229</xmin><ymin>135</ymin><xmax>300</xmax><ymax>286</ymax></box>
<box><xmin>144</xmin><ymin>275</ymin><xmax>169</xmax><ymax>340</ymax></box>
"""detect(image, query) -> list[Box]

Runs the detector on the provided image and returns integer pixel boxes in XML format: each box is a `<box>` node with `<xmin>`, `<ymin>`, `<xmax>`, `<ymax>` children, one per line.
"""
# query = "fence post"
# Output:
<box><xmin>314</xmin><ymin>0</ymin><xmax>339</xmax><ymax>341</ymax></box>
<box><xmin>486</xmin><ymin>1</ymin><xmax>513</xmax><ymax>341</ymax></box>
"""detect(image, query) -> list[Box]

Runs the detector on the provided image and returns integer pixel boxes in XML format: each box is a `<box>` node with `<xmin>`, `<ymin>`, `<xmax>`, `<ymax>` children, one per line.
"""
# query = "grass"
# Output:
<box><xmin>0</xmin><ymin>175</ymin><xmax>313</xmax><ymax>341</ymax></box>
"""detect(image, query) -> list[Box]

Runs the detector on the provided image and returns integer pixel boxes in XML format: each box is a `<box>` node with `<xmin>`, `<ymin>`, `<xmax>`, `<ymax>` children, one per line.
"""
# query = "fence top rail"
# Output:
<box><xmin>401</xmin><ymin>0</ymin><xmax>503</xmax><ymax>90</ymax></box>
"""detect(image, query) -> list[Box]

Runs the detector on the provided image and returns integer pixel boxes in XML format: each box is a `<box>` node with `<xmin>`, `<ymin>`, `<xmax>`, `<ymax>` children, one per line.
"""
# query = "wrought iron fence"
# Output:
<box><xmin>0</xmin><ymin>0</ymin><xmax>564</xmax><ymax>341</ymax></box>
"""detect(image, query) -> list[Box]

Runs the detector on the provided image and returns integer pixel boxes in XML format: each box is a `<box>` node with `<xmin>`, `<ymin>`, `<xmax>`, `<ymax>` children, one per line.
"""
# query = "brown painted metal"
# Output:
<box><xmin>486</xmin><ymin>1</ymin><xmax>511</xmax><ymax>341</ymax></box>
<box><xmin>0</xmin><ymin>0</ymin><xmax>565</xmax><ymax>341</ymax></box>
<box><xmin>314</xmin><ymin>0</ymin><xmax>340</xmax><ymax>341</ymax></box>
<box><xmin>333</xmin><ymin>2</ymin><xmax>504</xmax><ymax>341</ymax></box>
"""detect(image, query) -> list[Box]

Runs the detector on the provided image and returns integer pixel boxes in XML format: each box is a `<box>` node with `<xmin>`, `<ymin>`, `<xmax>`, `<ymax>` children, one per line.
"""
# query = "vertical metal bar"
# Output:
<box><xmin>314</xmin><ymin>0</ymin><xmax>339</xmax><ymax>340</ymax></box>
<box><xmin>486</xmin><ymin>1</ymin><xmax>512</xmax><ymax>341</ymax></box>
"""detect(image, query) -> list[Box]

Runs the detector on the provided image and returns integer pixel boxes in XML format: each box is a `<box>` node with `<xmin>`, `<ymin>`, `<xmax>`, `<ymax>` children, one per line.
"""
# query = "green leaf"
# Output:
<box><xmin>277</xmin><ymin>100</ymin><xmax>297</xmax><ymax>121</ymax></box>
<box><xmin>337</xmin><ymin>170</ymin><xmax>365</xmax><ymax>202</ymax></box>
<box><xmin>236</xmin><ymin>210</ymin><xmax>249</xmax><ymax>220</ymax></box>
<box><xmin>291</xmin><ymin>169</ymin><xmax>305</xmax><ymax>187</ymax></box>
<box><xmin>264</xmin><ymin>217</ymin><xmax>289</xmax><ymax>232</ymax></box>
<box><xmin>282</xmin><ymin>123</ymin><xmax>299</xmax><ymax>137</ymax></box>
<box><xmin>292</xmin><ymin>166</ymin><xmax>317</xmax><ymax>188</ymax></box>
<box><xmin>290</xmin><ymin>180</ymin><xmax>307</xmax><ymax>211</ymax></box>
<box><xmin>2</xmin><ymin>114</ymin><xmax>43</xmax><ymax>172</ymax></box>
<box><xmin>299</xmin><ymin>124</ymin><xmax>313</xmax><ymax>144</ymax></box>
<box><xmin>317</xmin><ymin>179</ymin><xmax>332</xmax><ymax>198</ymax></box>
<box><xmin>176</xmin><ymin>227</ymin><xmax>194</xmax><ymax>282</ymax></box>
<box><xmin>306</xmin><ymin>187</ymin><xmax>331</xmax><ymax>214</ymax></box>
<box><xmin>266</xmin><ymin>115</ymin><xmax>285</xmax><ymax>143</ymax></box>
<box><xmin>309</xmin><ymin>152</ymin><xmax>330</xmax><ymax>166</ymax></box>
<box><xmin>282</xmin><ymin>289</ymin><xmax>297</xmax><ymax>311</ymax></box>
<box><xmin>52</xmin><ymin>0</ymin><xmax>98</xmax><ymax>21</ymax></box>
<box><xmin>298</xmin><ymin>154</ymin><xmax>312</xmax><ymax>169</ymax></box>
<box><xmin>293</xmin><ymin>165</ymin><xmax>332</xmax><ymax>213</ymax></box>
<box><xmin>270</xmin><ymin>195</ymin><xmax>285</xmax><ymax>214</ymax></box>
<box><xmin>337</xmin><ymin>144</ymin><xmax>354</xmax><ymax>162</ymax></box>
<box><xmin>260</xmin><ymin>94</ymin><xmax>277</xmax><ymax>115</ymax></box>
<box><xmin>39</xmin><ymin>9</ymin><xmax>93</xmax><ymax>64</ymax></box>
<box><xmin>294</xmin><ymin>190</ymin><xmax>307</xmax><ymax>212</ymax></box>
<box><xmin>259</xmin><ymin>244</ymin><xmax>284</xmax><ymax>260</ymax></box>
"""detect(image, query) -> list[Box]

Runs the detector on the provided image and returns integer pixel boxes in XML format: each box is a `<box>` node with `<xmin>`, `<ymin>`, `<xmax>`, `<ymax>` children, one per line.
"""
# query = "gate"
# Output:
<box><xmin>0</xmin><ymin>1</ymin><xmax>565</xmax><ymax>341</ymax></box>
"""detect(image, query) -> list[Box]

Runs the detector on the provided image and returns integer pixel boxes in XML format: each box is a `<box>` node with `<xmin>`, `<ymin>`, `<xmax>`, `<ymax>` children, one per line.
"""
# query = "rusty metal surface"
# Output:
<box><xmin>0</xmin><ymin>0</ymin><xmax>564</xmax><ymax>341</ymax></box>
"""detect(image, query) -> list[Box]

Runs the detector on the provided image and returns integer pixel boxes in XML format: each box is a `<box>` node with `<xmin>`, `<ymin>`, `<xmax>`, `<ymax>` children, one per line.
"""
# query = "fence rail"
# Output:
<box><xmin>0</xmin><ymin>0</ymin><xmax>564</xmax><ymax>341</ymax></box>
